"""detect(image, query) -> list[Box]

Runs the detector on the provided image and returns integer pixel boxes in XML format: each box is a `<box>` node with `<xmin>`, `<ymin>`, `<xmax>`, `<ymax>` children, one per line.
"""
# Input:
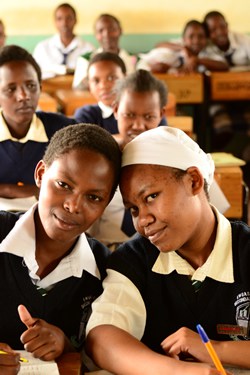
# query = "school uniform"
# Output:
<box><xmin>87</xmin><ymin>207</ymin><xmax>250</xmax><ymax>353</ymax></box>
<box><xmin>0</xmin><ymin>110</ymin><xmax>76</xmax><ymax>184</ymax></box>
<box><xmin>74</xmin><ymin>102</ymin><xmax>118</xmax><ymax>134</ymax></box>
<box><xmin>33</xmin><ymin>34</ymin><xmax>94</xmax><ymax>79</ymax></box>
<box><xmin>0</xmin><ymin>205</ymin><xmax>110</xmax><ymax>349</ymax></box>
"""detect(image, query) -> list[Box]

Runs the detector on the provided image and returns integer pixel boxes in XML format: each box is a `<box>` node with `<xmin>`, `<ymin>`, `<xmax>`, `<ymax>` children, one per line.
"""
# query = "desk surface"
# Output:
<box><xmin>42</xmin><ymin>75</ymin><xmax>74</xmax><ymax>96</ymax></box>
<box><xmin>57</xmin><ymin>352</ymin><xmax>81</xmax><ymax>375</ymax></box>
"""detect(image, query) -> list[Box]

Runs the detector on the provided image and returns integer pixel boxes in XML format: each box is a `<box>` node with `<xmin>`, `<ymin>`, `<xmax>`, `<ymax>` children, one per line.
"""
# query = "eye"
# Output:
<box><xmin>146</xmin><ymin>193</ymin><xmax>158</xmax><ymax>203</ymax></box>
<box><xmin>123</xmin><ymin>112</ymin><xmax>134</xmax><ymax>118</ymax></box>
<box><xmin>89</xmin><ymin>78</ymin><xmax>99</xmax><ymax>85</ymax></box>
<box><xmin>130</xmin><ymin>206</ymin><xmax>138</xmax><ymax>217</ymax></box>
<box><xmin>107</xmin><ymin>75</ymin><xmax>117</xmax><ymax>82</ymax></box>
<box><xmin>87</xmin><ymin>194</ymin><xmax>102</xmax><ymax>202</ymax></box>
<box><xmin>57</xmin><ymin>181</ymin><xmax>70</xmax><ymax>190</ymax></box>
<box><xmin>144</xmin><ymin>114</ymin><xmax>157</xmax><ymax>121</ymax></box>
<box><xmin>27</xmin><ymin>82</ymin><xmax>38</xmax><ymax>91</ymax></box>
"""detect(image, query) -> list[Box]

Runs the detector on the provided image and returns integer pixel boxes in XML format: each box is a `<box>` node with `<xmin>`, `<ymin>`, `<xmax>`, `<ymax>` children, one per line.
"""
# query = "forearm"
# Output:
<box><xmin>0</xmin><ymin>184</ymin><xmax>39</xmax><ymax>198</ymax></box>
<box><xmin>198</xmin><ymin>58</ymin><xmax>229</xmax><ymax>71</ymax></box>
<box><xmin>86</xmin><ymin>325</ymin><xmax>215</xmax><ymax>375</ymax></box>
<box><xmin>214</xmin><ymin>340</ymin><xmax>250</xmax><ymax>368</ymax></box>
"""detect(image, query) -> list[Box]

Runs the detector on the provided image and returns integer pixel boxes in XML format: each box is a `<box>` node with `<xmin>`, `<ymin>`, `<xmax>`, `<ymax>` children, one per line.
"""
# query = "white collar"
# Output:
<box><xmin>0</xmin><ymin>204</ymin><xmax>100</xmax><ymax>288</ymax></box>
<box><xmin>0</xmin><ymin>110</ymin><xmax>48</xmax><ymax>143</ymax></box>
<box><xmin>152</xmin><ymin>206</ymin><xmax>234</xmax><ymax>283</ymax></box>
<box><xmin>98</xmin><ymin>101</ymin><xmax>114</xmax><ymax>119</ymax></box>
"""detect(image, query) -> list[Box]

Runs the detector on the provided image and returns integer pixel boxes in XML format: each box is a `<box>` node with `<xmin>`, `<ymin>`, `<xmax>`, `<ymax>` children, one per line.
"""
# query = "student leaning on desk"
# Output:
<box><xmin>86</xmin><ymin>127</ymin><xmax>250</xmax><ymax>375</ymax></box>
<box><xmin>0</xmin><ymin>123</ymin><xmax>121</xmax><ymax>374</ymax></box>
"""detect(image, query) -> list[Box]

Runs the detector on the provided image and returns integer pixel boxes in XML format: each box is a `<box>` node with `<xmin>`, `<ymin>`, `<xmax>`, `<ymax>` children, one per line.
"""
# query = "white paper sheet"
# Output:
<box><xmin>18</xmin><ymin>350</ymin><xmax>59</xmax><ymax>375</ymax></box>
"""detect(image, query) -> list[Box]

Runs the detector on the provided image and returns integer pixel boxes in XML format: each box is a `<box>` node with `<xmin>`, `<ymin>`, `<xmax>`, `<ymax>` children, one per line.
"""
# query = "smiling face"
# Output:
<box><xmin>0</xmin><ymin>60</ymin><xmax>40</xmax><ymax>136</ymax></box>
<box><xmin>88</xmin><ymin>60</ymin><xmax>125</xmax><ymax>106</ymax></box>
<box><xmin>114</xmin><ymin>89</ymin><xmax>165</xmax><ymax>146</ymax></box>
<box><xmin>94</xmin><ymin>15</ymin><xmax>121</xmax><ymax>53</ymax></box>
<box><xmin>205</xmin><ymin>15</ymin><xmax>229</xmax><ymax>51</ymax></box>
<box><xmin>35</xmin><ymin>148</ymin><xmax>115</xmax><ymax>249</ymax></box>
<box><xmin>183</xmin><ymin>24</ymin><xmax>207</xmax><ymax>55</ymax></box>
<box><xmin>120</xmin><ymin>164</ymin><xmax>204</xmax><ymax>253</ymax></box>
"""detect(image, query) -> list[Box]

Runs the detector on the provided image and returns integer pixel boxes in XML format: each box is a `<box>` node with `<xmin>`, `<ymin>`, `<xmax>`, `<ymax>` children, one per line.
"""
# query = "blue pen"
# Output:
<box><xmin>196</xmin><ymin>324</ymin><xmax>226</xmax><ymax>374</ymax></box>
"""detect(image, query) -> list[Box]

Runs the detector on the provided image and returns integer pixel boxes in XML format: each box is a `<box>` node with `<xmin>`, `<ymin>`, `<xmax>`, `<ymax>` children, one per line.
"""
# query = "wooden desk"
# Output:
<box><xmin>214</xmin><ymin>166</ymin><xmax>243</xmax><ymax>219</ymax></box>
<box><xmin>208</xmin><ymin>70</ymin><xmax>250</xmax><ymax>101</ymax></box>
<box><xmin>55</xmin><ymin>89</ymin><xmax>97</xmax><ymax>116</ymax></box>
<box><xmin>42</xmin><ymin>75</ymin><xmax>74</xmax><ymax>96</ymax></box>
<box><xmin>154</xmin><ymin>73</ymin><xmax>203</xmax><ymax>104</ymax></box>
<box><xmin>57</xmin><ymin>352</ymin><xmax>81</xmax><ymax>375</ymax></box>
<box><xmin>38</xmin><ymin>92</ymin><xmax>58</xmax><ymax>112</ymax></box>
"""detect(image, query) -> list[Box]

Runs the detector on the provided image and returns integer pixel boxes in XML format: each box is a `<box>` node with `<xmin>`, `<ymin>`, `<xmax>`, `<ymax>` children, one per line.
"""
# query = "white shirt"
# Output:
<box><xmin>86</xmin><ymin>206</ymin><xmax>233</xmax><ymax>340</ymax></box>
<box><xmin>204</xmin><ymin>31</ymin><xmax>250</xmax><ymax>66</ymax></box>
<box><xmin>0</xmin><ymin>204</ymin><xmax>101</xmax><ymax>290</ymax></box>
<box><xmin>33</xmin><ymin>34</ymin><xmax>94</xmax><ymax>79</ymax></box>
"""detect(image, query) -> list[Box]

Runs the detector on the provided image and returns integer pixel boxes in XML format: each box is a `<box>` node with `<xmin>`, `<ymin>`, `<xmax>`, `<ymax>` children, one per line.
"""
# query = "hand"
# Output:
<box><xmin>161</xmin><ymin>327</ymin><xmax>212</xmax><ymax>363</ymax></box>
<box><xmin>0</xmin><ymin>343</ymin><xmax>20</xmax><ymax>375</ymax></box>
<box><xmin>18</xmin><ymin>305</ymin><xmax>66</xmax><ymax>361</ymax></box>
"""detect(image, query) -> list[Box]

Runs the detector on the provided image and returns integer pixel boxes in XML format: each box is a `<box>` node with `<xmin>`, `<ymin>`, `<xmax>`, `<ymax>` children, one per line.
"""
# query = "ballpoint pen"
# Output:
<box><xmin>0</xmin><ymin>349</ymin><xmax>28</xmax><ymax>363</ymax></box>
<box><xmin>196</xmin><ymin>324</ymin><xmax>226</xmax><ymax>375</ymax></box>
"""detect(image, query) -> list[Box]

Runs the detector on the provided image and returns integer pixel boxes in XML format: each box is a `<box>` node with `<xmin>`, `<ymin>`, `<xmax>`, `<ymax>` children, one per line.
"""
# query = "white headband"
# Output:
<box><xmin>122</xmin><ymin>127</ymin><xmax>215</xmax><ymax>188</ymax></box>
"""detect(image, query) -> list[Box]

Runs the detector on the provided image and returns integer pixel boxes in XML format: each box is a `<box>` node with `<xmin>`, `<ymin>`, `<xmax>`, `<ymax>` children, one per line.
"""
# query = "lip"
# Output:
<box><xmin>54</xmin><ymin>213</ymin><xmax>80</xmax><ymax>231</ymax></box>
<box><xmin>145</xmin><ymin>226</ymin><xmax>167</xmax><ymax>244</ymax></box>
<box><xmin>16</xmin><ymin>106</ymin><xmax>34</xmax><ymax>113</ymax></box>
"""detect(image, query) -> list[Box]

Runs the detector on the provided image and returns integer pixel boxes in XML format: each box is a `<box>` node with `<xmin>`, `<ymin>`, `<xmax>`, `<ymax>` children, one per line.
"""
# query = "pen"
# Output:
<box><xmin>0</xmin><ymin>349</ymin><xmax>28</xmax><ymax>363</ymax></box>
<box><xmin>196</xmin><ymin>324</ymin><xmax>226</xmax><ymax>375</ymax></box>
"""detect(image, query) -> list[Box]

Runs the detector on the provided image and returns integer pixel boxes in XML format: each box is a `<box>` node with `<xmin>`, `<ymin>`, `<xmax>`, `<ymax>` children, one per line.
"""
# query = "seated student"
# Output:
<box><xmin>73</xmin><ymin>13</ymin><xmax>136</xmax><ymax>89</ymax></box>
<box><xmin>88</xmin><ymin>70</ymin><xmax>167</xmax><ymax>249</ymax></box>
<box><xmin>33</xmin><ymin>3</ymin><xmax>94</xmax><ymax>79</ymax></box>
<box><xmin>0</xmin><ymin>123</ymin><xmax>121</xmax><ymax>372</ymax></box>
<box><xmin>137</xmin><ymin>20</ymin><xmax>228</xmax><ymax>73</ymax></box>
<box><xmin>0</xmin><ymin>45</ymin><xmax>77</xmax><ymax>209</ymax></box>
<box><xmin>86</xmin><ymin>126</ymin><xmax>250</xmax><ymax>374</ymax></box>
<box><xmin>74</xmin><ymin>52</ymin><xmax>126</xmax><ymax>135</ymax></box>
<box><xmin>0</xmin><ymin>20</ymin><xmax>6</xmax><ymax>47</ymax></box>
<box><xmin>203</xmin><ymin>10</ymin><xmax>250</xmax><ymax>184</ymax></box>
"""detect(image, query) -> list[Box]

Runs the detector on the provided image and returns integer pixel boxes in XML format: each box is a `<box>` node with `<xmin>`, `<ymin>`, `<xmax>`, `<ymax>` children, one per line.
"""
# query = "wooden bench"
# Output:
<box><xmin>38</xmin><ymin>92</ymin><xmax>58</xmax><ymax>112</ymax></box>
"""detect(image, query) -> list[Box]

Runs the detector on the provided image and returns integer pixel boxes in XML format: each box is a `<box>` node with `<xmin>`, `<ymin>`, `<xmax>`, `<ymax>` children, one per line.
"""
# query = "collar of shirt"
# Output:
<box><xmin>53</xmin><ymin>33</ymin><xmax>79</xmax><ymax>53</ymax></box>
<box><xmin>152</xmin><ymin>205</ymin><xmax>234</xmax><ymax>283</ymax></box>
<box><xmin>98</xmin><ymin>101</ymin><xmax>114</xmax><ymax>119</ymax></box>
<box><xmin>0</xmin><ymin>110</ymin><xmax>48</xmax><ymax>143</ymax></box>
<box><xmin>0</xmin><ymin>203</ymin><xmax>101</xmax><ymax>289</ymax></box>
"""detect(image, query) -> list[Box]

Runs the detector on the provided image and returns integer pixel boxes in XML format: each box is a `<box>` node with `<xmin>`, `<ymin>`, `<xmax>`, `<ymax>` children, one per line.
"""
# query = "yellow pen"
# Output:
<box><xmin>0</xmin><ymin>349</ymin><xmax>28</xmax><ymax>363</ymax></box>
<box><xmin>196</xmin><ymin>324</ymin><xmax>226</xmax><ymax>375</ymax></box>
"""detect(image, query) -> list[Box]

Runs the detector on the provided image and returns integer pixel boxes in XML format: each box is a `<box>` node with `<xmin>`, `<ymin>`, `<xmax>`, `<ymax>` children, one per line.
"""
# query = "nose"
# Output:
<box><xmin>131</xmin><ymin>116</ymin><xmax>146</xmax><ymax>131</ymax></box>
<box><xmin>137</xmin><ymin>206</ymin><xmax>154</xmax><ymax>230</ymax></box>
<box><xmin>16</xmin><ymin>86</ymin><xmax>30</xmax><ymax>101</ymax></box>
<box><xmin>63</xmin><ymin>194</ymin><xmax>82</xmax><ymax>214</ymax></box>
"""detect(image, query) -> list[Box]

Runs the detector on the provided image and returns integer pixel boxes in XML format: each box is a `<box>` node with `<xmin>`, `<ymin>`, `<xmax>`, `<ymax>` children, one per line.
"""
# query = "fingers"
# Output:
<box><xmin>18</xmin><ymin>305</ymin><xmax>38</xmax><ymax>329</ymax></box>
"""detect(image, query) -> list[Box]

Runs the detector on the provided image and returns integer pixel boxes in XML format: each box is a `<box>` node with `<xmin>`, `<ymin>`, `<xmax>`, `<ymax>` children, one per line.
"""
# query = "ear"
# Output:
<box><xmin>186</xmin><ymin>166</ymin><xmax>204</xmax><ymax>195</ymax></box>
<box><xmin>113</xmin><ymin>102</ymin><xmax>119</xmax><ymax>120</ymax></box>
<box><xmin>160</xmin><ymin>106</ymin><xmax>166</xmax><ymax>118</ymax></box>
<box><xmin>34</xmin><ymin>160</ymin><xmax>46</xmax><ymax>188</ymax></box>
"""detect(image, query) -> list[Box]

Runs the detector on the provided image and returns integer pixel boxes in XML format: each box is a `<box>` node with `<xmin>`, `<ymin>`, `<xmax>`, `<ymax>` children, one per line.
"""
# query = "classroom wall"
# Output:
<box><xmin>2</xmin><ymin>0</ymin><xmax>250</xmax><ymax>54</ymax></box>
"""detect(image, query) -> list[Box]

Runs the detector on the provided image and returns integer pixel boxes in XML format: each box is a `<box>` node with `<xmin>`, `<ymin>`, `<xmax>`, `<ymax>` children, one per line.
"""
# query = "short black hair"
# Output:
<box><xmin>43</xmin><ymin>123</ymin><xmax>121</xmax><ymax>197</ymax></box>
<box><xmin>114</xmin><ymin>69</ymin><xmax>167</xmax><ymax>108</ymax></box>
<box><xmin>95</xmin><ymin>13</ymin><xmax>121</xmax><ymax>29</ymax></box>
<box><xmin>0</xmin><ymin>45</ymin><xmax>42</xmax><ymax>83</ymax></box>
<box><xmin>203</xmin><ymin>11</ymin><xmax>226</xmax><ymax>24</ymax></box>
<box><xmin>183</xmin><ymin>19</ymin><xmax>208</xmax><ymax>38</ymax></box>
<box><xmin>87</xmin><ymin>51</ymin><xmax>126</xmax><ymax>75</ymax></box>
<box><xmin>54</xmin><ymin>3</ymin><xmax>77</xmax><ymax>19</ymax></box>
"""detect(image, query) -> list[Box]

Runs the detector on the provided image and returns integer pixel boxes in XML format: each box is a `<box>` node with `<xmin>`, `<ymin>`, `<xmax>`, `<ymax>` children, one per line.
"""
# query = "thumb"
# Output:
<box><xmin>18</xmin><ymin>305</ymin><xmax>38</xmax><ymax>328</ymax></box>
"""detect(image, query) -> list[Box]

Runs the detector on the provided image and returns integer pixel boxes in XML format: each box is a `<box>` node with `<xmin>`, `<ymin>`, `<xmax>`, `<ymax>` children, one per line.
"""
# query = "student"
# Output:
<box><xmin>0</xmin><ymin>123</ymin><xmax>121</xmax><ymax>372</ymax></box>
<box><xmin>138</xmin><ymin>20</ymin><xmax>228</xmax><ymax>73</ymax></box>
<box><xmin>0</xmin><ymin>20</ymin><xmax>6</xmax><ymax>47</ymax></box>
<box><xmin>33</xmin><ymin>3</ymin><xmax>94</xmax><ymax>79</ymax></box>
<box><xmin>73</xmin><ymin>13</ymin><xmax>135</xmax><ymax>89</ymax></box>
<box><xmin>0</xmin><ymin>45</ymin><xmax>76</xmax><ymax>209</ymax></box>
<box><xmin>74</xmin><ymin>52</ymin><xmax>126</xmax><ymax>135</ymax></box>
<box><xmin>86</xmin><ymin>126</ymin><xmax>250</xmax><ymax>374</ymax></box>
<box><xmin>88</xmin><ymin>69</ymin><xmax>167</xmax><ymax>248</ymax></box>
<box><xmin>203</xmin><ymin>10</ymin><xmax>250</xmax><ymax>184</ymax></box>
